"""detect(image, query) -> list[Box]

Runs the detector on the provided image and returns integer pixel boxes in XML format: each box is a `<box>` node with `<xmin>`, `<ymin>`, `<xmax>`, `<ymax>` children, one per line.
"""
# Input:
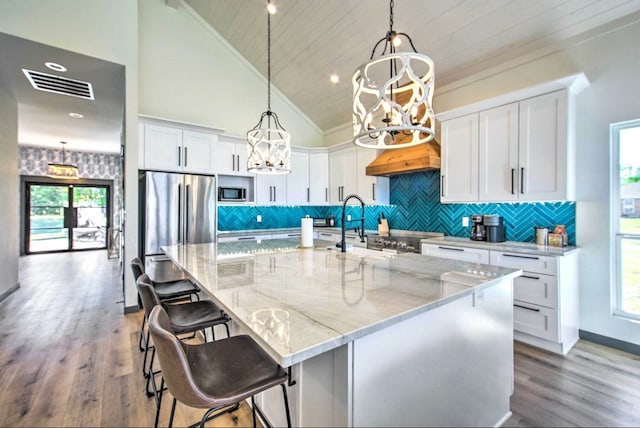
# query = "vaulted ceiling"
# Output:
<box><xmin>186</xmin><ymin>0</ymin><xmax>640</xmax><ymax>131</ymax></box>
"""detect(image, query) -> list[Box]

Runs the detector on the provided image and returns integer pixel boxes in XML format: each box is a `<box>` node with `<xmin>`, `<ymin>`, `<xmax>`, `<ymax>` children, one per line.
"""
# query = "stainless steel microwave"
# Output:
<box><xmin>218</xmin><ymin>187</ymin><xmax>247</xmax><ymax>202</ymax></box>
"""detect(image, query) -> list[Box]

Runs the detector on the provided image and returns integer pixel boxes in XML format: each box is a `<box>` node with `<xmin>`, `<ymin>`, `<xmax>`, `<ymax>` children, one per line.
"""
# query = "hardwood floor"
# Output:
<box><xmin>0</xmin><ymin>250</ymin><xmax>638</xmax><ymax>427</ymax></box>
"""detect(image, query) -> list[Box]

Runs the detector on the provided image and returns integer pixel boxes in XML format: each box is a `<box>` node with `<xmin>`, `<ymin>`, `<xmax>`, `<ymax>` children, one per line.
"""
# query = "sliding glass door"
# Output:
<box><xmin>26</xmin><ymin>183</ymin><xmax>109</xmax><ymax>254</ymax></box>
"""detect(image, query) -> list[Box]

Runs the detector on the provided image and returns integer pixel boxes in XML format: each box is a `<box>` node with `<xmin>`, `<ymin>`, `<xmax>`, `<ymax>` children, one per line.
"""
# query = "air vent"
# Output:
<box><xmin>22</xmin><ymin>69</ymin><xmax>94</xmax><ymax>100</ymax></box>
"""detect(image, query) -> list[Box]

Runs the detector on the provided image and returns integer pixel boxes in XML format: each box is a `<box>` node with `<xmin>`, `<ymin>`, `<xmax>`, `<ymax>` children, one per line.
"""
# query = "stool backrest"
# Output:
<box><xmin>130</xmin><ymin>257</ymin><xmax>144</xmax><ymax>281</ymax></box>
<box><xmin>136</xmin><ymin>273</ymin><xmax>163</xmax><ymax>319</ymax></box>
<box><xmin>148</xmin><ymin>305</ymin><xmax>213</xmax><ymax>408</ymax></box>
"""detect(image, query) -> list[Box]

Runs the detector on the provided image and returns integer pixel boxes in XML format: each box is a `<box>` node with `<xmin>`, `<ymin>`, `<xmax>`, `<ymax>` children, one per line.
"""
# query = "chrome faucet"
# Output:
<box><xmin>341</xmin><ymin>194</ymin><xmax>366</xmax><ymax>253</ymax></box>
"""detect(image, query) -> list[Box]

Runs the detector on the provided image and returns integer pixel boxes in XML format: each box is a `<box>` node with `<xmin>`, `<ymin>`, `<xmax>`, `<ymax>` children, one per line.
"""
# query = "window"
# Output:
<box><xmin>612</xmin><ymin>120</ymin><xmax>640</xmax><ymax>319</ymax></box>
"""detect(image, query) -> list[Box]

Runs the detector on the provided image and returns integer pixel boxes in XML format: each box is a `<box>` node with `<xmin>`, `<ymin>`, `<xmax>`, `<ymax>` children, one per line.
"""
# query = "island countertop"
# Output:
<box><xmin>162</xmin><ymin>239</ymin><xmax>521</xmax><ymax>367</ymax></box>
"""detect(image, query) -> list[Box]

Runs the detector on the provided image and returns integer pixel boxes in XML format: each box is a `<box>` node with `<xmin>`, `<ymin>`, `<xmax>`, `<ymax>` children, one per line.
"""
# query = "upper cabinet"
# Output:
<box><xmin>329</xmin><ymin>146</ymin><xmax>358</xmax><ymax>204</ymax></box>
<box><xmin>213</xmin><ymin>135</ymin><xmax>250</xmax><ymax>176</ymax></box>
<box><xmin>356</xmin><ymin>148</ymin><xmax>390</xmax><ymax>204</ymax></box>
<box><xmin>287</xmin><ymin>150</ymin><xmax>311</xmax><ymax>204</ymax></box>
<box><xmin>308</xmin><ymin>152</ymin><xmax>329</xmax><ymax>205</ymax></box>
<box><xmin>438</xmin><ymin>73</ymin><xmax>587</xmax><ymax>203</ymax></box>
<box><xmin>140</xmin><ymin>123</ymin><xmax>218</xmax><ymax>174</ymax></box>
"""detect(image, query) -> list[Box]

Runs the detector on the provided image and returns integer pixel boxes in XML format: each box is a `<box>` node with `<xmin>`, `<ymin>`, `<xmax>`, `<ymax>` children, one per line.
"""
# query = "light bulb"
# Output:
<box><xmin>392</xmin><ymin>36</ymin><xmax>401</xmax><ymax>47</ymax></box>
<box><xmin>266</xmin><ymin>2</ymin><xmax>276</xmax><ymax>14</ymax></box>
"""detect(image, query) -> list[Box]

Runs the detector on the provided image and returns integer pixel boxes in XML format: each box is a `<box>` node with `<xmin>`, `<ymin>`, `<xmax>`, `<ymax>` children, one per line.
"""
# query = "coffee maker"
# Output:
<box><xmin>483</xmin><ymin>214</ymin><xmax>506</xmax><ymax>242</ymax></box>
<box><xmin>470</xmin><ymin>214</ymin><xmax>486</xmax><ymax>241</ymax></box>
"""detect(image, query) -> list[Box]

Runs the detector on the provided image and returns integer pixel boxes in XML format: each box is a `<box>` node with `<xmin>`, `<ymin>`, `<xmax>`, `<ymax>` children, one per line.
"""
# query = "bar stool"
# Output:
<box><xmin>136</xmin><ymin>273</ymin><xmax>230</xmax><ymax>398</ymax></box>
<box><xmin>148</xmin><ymin>305</ymin><xmax>291</xmax><ymax>428</ymax></box>
<box><xmin>130</xmin><ymin>257</ymin><xmax>201</xmax><ymax>353</ymax></box>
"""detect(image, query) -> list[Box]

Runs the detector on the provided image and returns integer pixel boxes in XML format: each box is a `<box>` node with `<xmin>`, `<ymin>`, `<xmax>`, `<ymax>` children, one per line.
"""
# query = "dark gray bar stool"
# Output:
<box><xmin>148</xmin><ymin>305</ymin><xmax>291</xmax><ymax>428</ymax></box>
<box><xmin>130</xmin><ymin>257</ymin><xmax>201</xmax><ymax>353</ymax></box>
<box><xmin>136</xmin><ymin>273</ymin><xmax>230</xmax><ymax>399</ymax></box>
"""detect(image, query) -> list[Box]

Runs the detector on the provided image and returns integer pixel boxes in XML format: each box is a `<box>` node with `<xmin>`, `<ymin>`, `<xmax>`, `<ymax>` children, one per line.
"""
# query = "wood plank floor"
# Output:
<box><xmin>0</xmin><ymin>251</ymin><xmax>638</xmax><ymax>427</ymax></box>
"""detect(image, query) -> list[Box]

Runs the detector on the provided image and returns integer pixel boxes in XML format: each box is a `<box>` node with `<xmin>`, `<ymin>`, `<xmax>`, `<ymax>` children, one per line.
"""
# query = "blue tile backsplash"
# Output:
<box><xmin>217</xmin><ymin>170</ymin><xmax>576</xmax><ymax>245</ymax></box>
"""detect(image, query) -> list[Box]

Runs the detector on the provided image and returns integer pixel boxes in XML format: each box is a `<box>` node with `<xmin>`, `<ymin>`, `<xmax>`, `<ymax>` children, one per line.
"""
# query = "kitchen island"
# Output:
<box><xmin>162</xmin><ymin>239</ymin><xmax>521</xmax><ymax>427</ymax></box>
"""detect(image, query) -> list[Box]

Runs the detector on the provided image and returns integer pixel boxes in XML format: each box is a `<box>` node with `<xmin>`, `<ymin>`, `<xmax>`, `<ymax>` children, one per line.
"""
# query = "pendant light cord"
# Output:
<box><xmin>267</xmin><ymin>9</ymin><xmax>271</xmax><ymax>113</ymax></box>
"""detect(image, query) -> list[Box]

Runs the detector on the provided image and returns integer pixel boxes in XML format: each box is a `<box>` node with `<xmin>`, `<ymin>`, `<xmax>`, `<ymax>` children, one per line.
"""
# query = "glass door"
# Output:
<box><xmin>26</xmin><ymin>183</ymin><xmax>109</xmax><ymax>254</ymax></box>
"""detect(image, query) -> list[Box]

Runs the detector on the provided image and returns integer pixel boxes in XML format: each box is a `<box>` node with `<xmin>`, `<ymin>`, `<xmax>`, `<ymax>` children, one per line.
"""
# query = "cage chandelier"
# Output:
<box><xmin>247</xmin><ymin>0</ymin><xmax>291</xmax><ymax>174</ymax></box>
<box><xmin>352</xmin><ymin>0</ymin><xmax>435</xmax><ymax>149</ymax></box>
<box><xmin>47</xmin><ymin>141</ymin><xmax>79</xmax><ymax>179</ymax></box>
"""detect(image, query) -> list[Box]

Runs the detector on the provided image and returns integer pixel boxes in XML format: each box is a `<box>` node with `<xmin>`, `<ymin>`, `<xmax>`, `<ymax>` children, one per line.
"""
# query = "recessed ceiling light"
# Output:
<box><xmin>69</xmin><ymin>112</ymin><xmax>84</xmax><ymax>118</ymax></box>
<box><xmin>45</xmin><ymin>62</ymin><xmax>67</xmax><ymax>72</ymax></box>
<box><xmin>330</xmin><ymin>74</ymin><xmax>339</xmax><ymax>84</ymax></box>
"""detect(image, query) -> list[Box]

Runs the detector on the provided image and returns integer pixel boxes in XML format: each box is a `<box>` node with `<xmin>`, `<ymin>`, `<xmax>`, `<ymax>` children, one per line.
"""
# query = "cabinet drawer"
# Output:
<box><xmin>421</xmin><ymin>243</ymin><xmax>490</xmax><ymax>264</ymax></box>
<box><xmin>490</xmin><ymin>251</ymin><xmax>557</xmax><ymax>275</ymax></box>
<box><xmin>513</xmin><ymin>273</ymin><xmax>558</xmax><ymax>309</ymax></box>
<box><xmin>513</xmin><ymin>302</ymin><xmax>558</xmax><ymax>342</ymax></box>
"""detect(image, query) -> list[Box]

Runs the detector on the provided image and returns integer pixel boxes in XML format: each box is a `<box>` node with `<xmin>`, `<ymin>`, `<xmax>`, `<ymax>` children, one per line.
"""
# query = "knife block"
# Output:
<box><xmin>378</xmin><ymin>219</ymin><xmax>389</xmax><ymax>235</ymax></box>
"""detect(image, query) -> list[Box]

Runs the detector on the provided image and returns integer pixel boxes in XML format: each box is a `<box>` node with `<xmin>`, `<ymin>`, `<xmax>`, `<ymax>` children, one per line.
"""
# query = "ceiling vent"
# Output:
<box><xmin>22</xmin><ymin>69</ymin><xmax>94</xmax><ymax>100</ymax></box>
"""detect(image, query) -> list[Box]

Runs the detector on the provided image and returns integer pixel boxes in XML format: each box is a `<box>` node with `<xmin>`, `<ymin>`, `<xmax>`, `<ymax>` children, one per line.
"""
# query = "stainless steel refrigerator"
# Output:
<box><xmin>139</xmin><ymin>171</ymin><xmax>216</xmax><ymax>280</ymax></box>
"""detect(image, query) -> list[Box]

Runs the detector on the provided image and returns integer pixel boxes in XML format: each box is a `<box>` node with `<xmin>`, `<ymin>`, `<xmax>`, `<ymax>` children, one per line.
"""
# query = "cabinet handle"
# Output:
<box><xmin>441</xmin><ymin>176</ymin><xmax>445</xmax><ymax>197</ymax></box>
<box><xmin>372</xmin><ymin>183</ymin><xmax>376</xmax><ymax>201</ymax></box>
<box><xmin>438</xmin><ymin>246</ymin><xmax>464</xmax><ymax>252</ymax></box>
<box><xmin>177</xmin><ymin>184</ymin><xmax>182</xmax><ymax>243</ymax></box>
<box><xmin>503</xmin><ymin>253</ymin><xmax>540</xmax><ymax>260</ymax></box>
<box><xmin>307</xmin><ymin>187</ymin><xmax>310</xmax><ymax>203</ymax></box>
<box><xmin>520</xmin><ymin>167</ymin><xmax>525</xmax><ymax>194</ymax></box>
<box><xmin>521</xmin><ymin>274</ymin><xmax>540</xmax><ymax>280</ymax></box>
<box><xmin>232</xmin><ymin>154</ymin><xmax>235</xmax><ymax>171</ymax></box>
<box><xmin>325</xmin><ymin>187</ymin><xmax>328</xmax><ymax>202</ymax></box>
<box><xmin>511</xmin><ymin>168</ymin><xmax>515</xmax><ymax>195</ymax></box>
<box><xmin>185</xmin><ymin>184</ymin><xmax>190</xmax><ymax>242</ymax></box>
<box><xmin>184</xmin><ymin>147</ymin><xmax>188</xmax><ymax>167</ymax></box>
<box><xmin>269</xmin><ymin>186</ymin><xmax>273</xmax><ymax>202</ymax></box>
<box><xmin>514</xmin><ymin>304</ymin><xmax>541</xmax><ymax>313</ymax></box>
<box><xmin>320</xmin><ymin>233</ymin><xmax>332</xmax><ymax>237</ymax></box>
<box><xmin>178</xmin><ymin>146</ymin><xmax>182</xmax><ymax>167</ymax></box>
<box><xmin>236</xmin><ymin>154</ymin><xmax>240</xmax><ymax>172</ymax></box>
<box><xmin>274</xmin><ymin>186</ymin><xmax>277</xmax><ymax>202</ymax></box>
<box><xmin>238</xmin><ymin>236</ymin><xmax>257</xmax><ymax>241</ymax></box>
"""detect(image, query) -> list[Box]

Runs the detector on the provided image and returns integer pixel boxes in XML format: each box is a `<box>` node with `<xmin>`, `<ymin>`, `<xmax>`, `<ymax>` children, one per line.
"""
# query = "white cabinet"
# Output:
<box><xmin>141</xmin><ymin>123</ymin><xmax>216</xmax><ymax>174</ymax></box>
<box><xmin>213</xmin><ymin>135</ymin><xmax>249</xmax><ymax>176</ymax></box>
<box><xmin>421</xmin><ymin>243</ymin><xmax>489</xmax><ymax>264</ymax></box>
<box><xmin>356</xmin><ymin>149</ymin><xmax>389</xmax><ymax>204</ymax></box>
<box><xmin>440</xmin><ymin>89</ymin><xmax>574</xmax><ymax>203</ymax></box>
<box><xmin>287</xmin><ymin>150</ymin><xmax>311</xmax><ymax>204</ymax></box>
<box><xmin>489</xmin><ymin>249</ymin><xmax>579</xmax><ymax>355</ymax></box>
<box><xmin>256</xmin><ymin>174</ymin><xmax>287</xmax><ymax>204</ymax></box>
<box><xmin>329</xmin><ymin>147</ymin><xmax>357</xmax><ymax>203</ymax></box>
<box><xmin>309</xmin><ymin>152</ymin><xmax>329</xmax><ymax>204</ymax></box>
<box><xmin>440</xmin><ymin>114</ymin><xmax>479</xmax><ymax>202</ymax></box>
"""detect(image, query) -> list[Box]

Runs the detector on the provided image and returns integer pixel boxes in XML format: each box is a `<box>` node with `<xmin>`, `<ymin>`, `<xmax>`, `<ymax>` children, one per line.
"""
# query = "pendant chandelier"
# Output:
<box><xmin>247</xmin><ymin>0</ymin><xmax>291</xmax><ymax>174</ymax></box>
<box><xmin>352</xmin><ymin>0</ymin><xmax>435</xmax><ymax>149</ymax></box>
<box><xmin>47</xmin><ymin>141</ymin><xmax>79</xmax><ymax>179</ymax></box>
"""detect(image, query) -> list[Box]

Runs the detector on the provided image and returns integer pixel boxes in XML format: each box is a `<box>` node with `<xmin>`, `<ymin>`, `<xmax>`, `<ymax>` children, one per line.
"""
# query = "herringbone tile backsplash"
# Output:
<box><xmin>218</xmin><ymin>170</ymin><xmax>576</xmax><ymax>245</ymax></box>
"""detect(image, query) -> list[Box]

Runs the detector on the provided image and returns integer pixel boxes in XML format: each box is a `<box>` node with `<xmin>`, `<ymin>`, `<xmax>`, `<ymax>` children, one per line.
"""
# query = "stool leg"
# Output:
<box><xmin>154</xmin><ymin>377</ymin><xmax>165</xmax><ymax>428</ymax></box>
<box><xmin>139</xmin><ymin>317</ymin><xmax>146</xmax><ymax>352</ymax></box>
<box><xmin>281</xmin><ymin>384</ymin><xmax>292</xmax><ymax>428</ymax></box>
<box><xmin>251</xmin><ymin>396</ymin><xmax>257</xmax><ymax>428</ymax></box>
<box><xmin>224</xmin><ymin>322</ymin><xmax>230</xmax><ymax>338</ymax></box>
<box><xmin>142</xmin><ymin>330</ymin><xmax>152</xmax><ymax>377</ymax></box>
<box><xmin>168</xmin><ymin>397</ymin><xmax>177</xmax><ymax>428</ymax></box>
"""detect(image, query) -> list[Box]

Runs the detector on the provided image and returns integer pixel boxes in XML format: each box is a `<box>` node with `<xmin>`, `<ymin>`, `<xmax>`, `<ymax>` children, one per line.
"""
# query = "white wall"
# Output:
<box><xmin>138</xmin><ymin>0</ymin><xmax>324</xmax><ymax>147</ymax></box>
<box><xmin>432</xmin><ymin>21</ymin><xmax>640</xmax><ymax>345</ymax></box>
<box><xmin>0</xmin><ymin>82</ymin><xmax>19</xmax><ymax>299</ymax></box>
<box><xmin>0</xmin><ymin>0</ymin><xmax>140</xmax><ymax>310</ymax></box>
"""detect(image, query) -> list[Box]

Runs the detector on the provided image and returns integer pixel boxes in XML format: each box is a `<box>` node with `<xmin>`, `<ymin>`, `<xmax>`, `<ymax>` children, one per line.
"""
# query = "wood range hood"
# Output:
<box><xmin>365</xmin><ymin>138</ymin><xmax>441</xmax><ymax>177</ymax></box>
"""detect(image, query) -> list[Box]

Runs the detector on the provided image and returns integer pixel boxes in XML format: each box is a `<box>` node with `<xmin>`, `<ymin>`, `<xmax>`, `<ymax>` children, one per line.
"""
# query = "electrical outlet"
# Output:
<box><xmin>257</xmin><ymin>215</ymin><xmax>262</xmax><ymax>223</ymax></box>
<box><xmin>462</xmin><ymin>217</ymin><xmax>469</xmax><ymax>227</ymax></box>
<box><xmin>347</xmin><ymin>214</ymin><xmax>351</xmax><ymax>221</ymax></box>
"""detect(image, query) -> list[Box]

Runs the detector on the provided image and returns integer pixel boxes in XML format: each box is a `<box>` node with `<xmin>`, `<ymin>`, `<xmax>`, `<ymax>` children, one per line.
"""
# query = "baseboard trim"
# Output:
<box><xmin>579</xmin><ymin>329</ymin><xmax>640</xmax><ymax>355</ymax></box>
<box><xmin>0</xmin><ymin>283</ymin><xmax>20</xmax><ymax>303</ymax></box>
<box><xmin>124</xmin><ymin>304</ymin><xmax>140</xmax><ymax>314</ymax></box>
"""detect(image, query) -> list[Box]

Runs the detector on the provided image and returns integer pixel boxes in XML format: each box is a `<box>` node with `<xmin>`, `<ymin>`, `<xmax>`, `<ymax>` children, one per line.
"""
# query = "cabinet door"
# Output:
<box><xmin>213</xmin><ymin>139</ymin><xmax>238</xmax><ymax>175</ymax></box>
<box><xmin>342</xmin><ymin>148</ymin><xmax>358</xmax><ymax>198</ymax></box>
<box><xmin>479</xmin><ymin>103</ymin><xmax>519</xmax><ymax>201</ymax></box>
<box><xmin>356</xmin><ymin>149</ymin><xmax>389</xmax><ymax>204</ymax></box>
<box><xmin>144</xmin><ymin>124</ymin><xmax>182</xmax><ymax>172</ymax></box>
<box><xmin>182</xmin><ymin>131</ymin><xmax>214</xmax><ymax>174</ymax></box>
<box><xmin>440</xmin><ymin>114</ymin><xmax>479</xmax><ymax>202</ymax></box>
<box><xmin>288</xmin><ymin>150</ymin><xmax>310</xmax><ymax>204</ymax></box>
<box><xmin>256</xmin><ymin>175</ymin><xmax>287</xmax><ymax>204</ymax></box>
<box><xmin>421</xmin><ymin>243</ymin><xmax>489</xmax><ymax>263</ymax></box>
<box><xmin>309</xmin><ymin>152</ymin><xmax>329</xmax><ymax>204</ymax></box>
<box><xmin>518</xmin><ymin>90</ymin><xmax>568</xmax><ymax>201</ymax></box>
<box><xmin>329</xmin><ymin>150</ymin><xmax>345</xmax><ymax>203</ymax></box>
<box><xmin>236</xmin><ymin>142</ymin><xmax>249</xmax><ymax>175</ymax></box>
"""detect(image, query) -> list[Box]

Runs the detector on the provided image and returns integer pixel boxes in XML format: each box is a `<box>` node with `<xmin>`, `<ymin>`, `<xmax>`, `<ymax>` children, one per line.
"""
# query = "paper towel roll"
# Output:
<box><xmin>301</xmin><ymin>217</ymin><xmax>314</xmax><ymax>248</ymax></box>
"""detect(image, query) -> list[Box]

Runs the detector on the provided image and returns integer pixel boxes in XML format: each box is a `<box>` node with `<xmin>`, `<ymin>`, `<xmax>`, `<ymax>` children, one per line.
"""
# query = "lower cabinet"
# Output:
<box><xmin>422</xmin><ymin>242</ymin><xmax>579</xmax><ymax>355</ymax></box>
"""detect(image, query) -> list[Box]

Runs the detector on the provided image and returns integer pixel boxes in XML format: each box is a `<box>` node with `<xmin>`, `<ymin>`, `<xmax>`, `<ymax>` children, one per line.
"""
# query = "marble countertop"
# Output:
<box><xmin>421</xmin><ymin>236</ymin><xmax>580</xmax><ymax>256</ymax></box>
<box><xmin>162</xmin><ymin>239</ymin><xmax>521</xmax><ymax>367</ymax></box>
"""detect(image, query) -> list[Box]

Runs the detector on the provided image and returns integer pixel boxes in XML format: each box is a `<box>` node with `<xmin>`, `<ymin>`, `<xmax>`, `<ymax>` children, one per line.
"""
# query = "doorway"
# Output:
<box><xmin>24</xmin><ymin>180</ymin><xmax>111</xmax><ymax>254</ymax></box>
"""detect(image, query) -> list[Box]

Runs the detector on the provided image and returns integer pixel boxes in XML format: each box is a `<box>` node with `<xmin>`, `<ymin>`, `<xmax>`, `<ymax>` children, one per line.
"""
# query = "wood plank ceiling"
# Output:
<box><xmin>186</xmin><ymin>0</ymin><xmax>640</xmax><ymax>132</ymax></box>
